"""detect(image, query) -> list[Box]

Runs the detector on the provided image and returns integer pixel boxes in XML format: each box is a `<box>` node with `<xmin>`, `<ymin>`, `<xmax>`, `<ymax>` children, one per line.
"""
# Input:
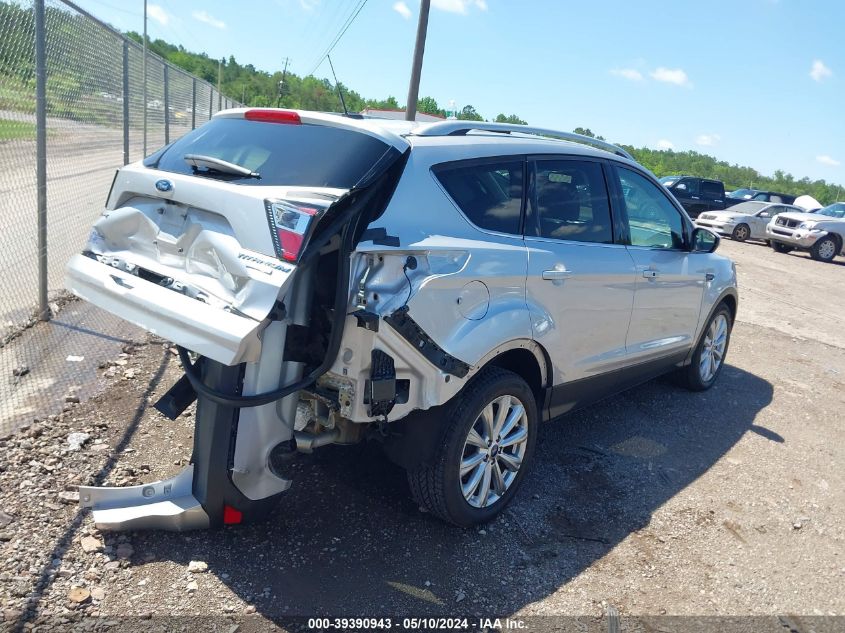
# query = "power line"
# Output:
<box><xmin>306</xmin><ymin>0</ymin><xmax>369</xmax><ymax>78</ymax></box>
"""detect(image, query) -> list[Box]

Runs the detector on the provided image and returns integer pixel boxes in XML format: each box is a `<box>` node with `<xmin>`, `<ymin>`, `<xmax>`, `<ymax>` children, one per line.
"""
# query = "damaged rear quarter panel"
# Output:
<box><xmin>326</xmin><ymin>148</ymin><xmax>537</xmax><ymax>422</ymax></box>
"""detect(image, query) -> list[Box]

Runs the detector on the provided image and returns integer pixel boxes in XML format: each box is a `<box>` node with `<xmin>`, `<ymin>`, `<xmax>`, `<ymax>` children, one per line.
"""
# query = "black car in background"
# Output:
<box><xmin>659</xmin><ymin>176</ymin><xmax>726</xmax><ymax>218</ymax></box>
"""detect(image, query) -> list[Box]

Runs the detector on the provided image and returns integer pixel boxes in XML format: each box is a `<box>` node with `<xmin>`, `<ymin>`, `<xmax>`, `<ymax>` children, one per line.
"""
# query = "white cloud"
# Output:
<box><xmin>610</xmin><ymin>68</ymin><xmax>643</xmax><ymax>81</ymax></box>
<box><xmin>431</xmin><ymin>0</ymin><xmax>487</xmax><ymax>14</ymax></box>
<box><xmin>147</xmin><ymin>3</ymin><xmax>170</xmax><ymax>26</ymax></box>
<box><xmin>696</xmin><ymin>134</ymin><xmax>721</xmax><ymax>147</ymax></box>
<box><xmin>816</xmin><ymin>155</ymin><xmax>841</xmax><ymax>167</ymax></box>
<box><xmin>393</xmin><ymin>1</ymin><xmax>412</xmax><ymax>19</ymax></box>
<box><xmin>810</xmin><ymin>59</ymin><xmax>832</xmax><ymax>82</ymax></box>
<box><xmin>192</xmin><ymin>10</ymin><xmax>226</xmax><ymax>29</ymax></box>
<box><xmin>656</xmin><ymin>139</ymin><xmax>675</xmax><ymax>150</ymax></box>
<box><xmin>650</xmin><ymin>67</ymin><xmax>691</xmax><ymax>87</ymax></box>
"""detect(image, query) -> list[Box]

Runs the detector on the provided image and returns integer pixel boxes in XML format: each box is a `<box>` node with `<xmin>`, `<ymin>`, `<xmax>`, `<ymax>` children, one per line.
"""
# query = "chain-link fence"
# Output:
<box><xmin>0</xmin><ymin>0</ymin><xmax>241</xmax><ymax>436</ymax></box>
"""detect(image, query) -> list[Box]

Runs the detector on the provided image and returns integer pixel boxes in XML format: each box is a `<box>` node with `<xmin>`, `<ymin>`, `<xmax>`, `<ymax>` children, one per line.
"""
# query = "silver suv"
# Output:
<box><xmin>766</xmin><ymin>202</ymin><xmax>845</xmax><ymax>262</ymax></box>
<box><xmin>66</xmin><ymin>110</ymin><xmax>738</xmax><ymax>530</ymax></box>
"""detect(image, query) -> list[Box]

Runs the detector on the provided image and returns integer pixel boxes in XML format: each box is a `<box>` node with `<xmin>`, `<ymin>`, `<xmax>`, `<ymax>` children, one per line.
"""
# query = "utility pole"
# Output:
<box><xmin>276</xmin><ymin>57</ymin><xmax>290</xmax><ymax>108</ymax></box>
<box><xmin>404</xmin><ymin>0</ymin><xmax>430</xmax><ymax>122</ymax></box>
<box><xmin>217</xmin><ymin>59</ymin><xmax>222</xmax><ymax>110</ymax></box>
<box><xmin>142</xmin><ymin>0</ymin><xmax>147</xmax><ymax>155</ymax></box>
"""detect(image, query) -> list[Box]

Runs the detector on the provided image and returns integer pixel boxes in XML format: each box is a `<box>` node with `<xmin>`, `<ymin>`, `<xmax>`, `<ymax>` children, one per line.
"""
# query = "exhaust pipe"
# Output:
<box><xmin>294</xmin><ymin>429</ymin><xmax>340</xmax><ymax>453</ymax></box>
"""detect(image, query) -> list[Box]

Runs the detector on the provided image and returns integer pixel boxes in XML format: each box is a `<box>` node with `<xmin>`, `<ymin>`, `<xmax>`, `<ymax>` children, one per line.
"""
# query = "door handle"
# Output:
<box><xmin>542</xmin><ymin>269</ymin><xmax>573</xmax><ymax>280</ymax></box>
<box><xmin>642</xmin><ymin>269</ymin><xmax>660</xmax><ymax>279</ymax></box>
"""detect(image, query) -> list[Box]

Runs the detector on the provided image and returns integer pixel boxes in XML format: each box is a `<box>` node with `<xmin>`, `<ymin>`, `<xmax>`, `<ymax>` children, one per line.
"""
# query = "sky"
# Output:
<box><xmin>74</xmin><ymin>0</ymin><xmax>844</xmax><ymax>185</ymax></box>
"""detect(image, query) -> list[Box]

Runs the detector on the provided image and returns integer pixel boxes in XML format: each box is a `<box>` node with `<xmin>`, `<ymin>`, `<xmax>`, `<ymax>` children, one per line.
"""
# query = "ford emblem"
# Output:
<box><xmin>155</xmin><ymin>179</ymin><xmax>173</xmax><ymax>193</ymax></box>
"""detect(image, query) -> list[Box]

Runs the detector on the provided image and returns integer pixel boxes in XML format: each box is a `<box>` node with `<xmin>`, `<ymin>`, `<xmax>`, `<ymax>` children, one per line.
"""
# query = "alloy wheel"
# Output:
<box><xmin>459</xmin><ymin>395</ymin><xmax>529</xmax><ymax>509</ymax></box>
<box><xmin>699</xmin><ymin>314</ymin><xmax>728</xmax><ymax>382</ymax></box>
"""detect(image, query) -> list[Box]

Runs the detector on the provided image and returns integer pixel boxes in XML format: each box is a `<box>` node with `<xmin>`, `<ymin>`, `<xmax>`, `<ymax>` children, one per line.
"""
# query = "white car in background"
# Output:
<box><xmin>767</xmin><ymin>202</ymin><xmax>845</xmax><ymax>262</ymax></box>
<box><xmin>695</xmin><ymin>201</ymin><xmax>803</xmax><ymax>242</ymax></box>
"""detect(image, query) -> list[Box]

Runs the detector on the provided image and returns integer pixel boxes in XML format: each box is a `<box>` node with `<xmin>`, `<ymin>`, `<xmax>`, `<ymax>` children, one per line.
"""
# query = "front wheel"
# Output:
<box><xmin>732</xmin><ymin>223</ymin><xmax>750</xmax><ymax>242</ymax></box>
<box><xmin>407</xmin><ymin>367</ymin><xmax>537</xmax><ymax>527</ymax></box>
<box><xmin>675</xmin><ymin>304</ymin><xmax>733</xmax><ymax>392</ymax></box>
<box><xmin>810</xmin><ymin>236</ymin><xmax>839</xmax><ymax>262</ymax></box>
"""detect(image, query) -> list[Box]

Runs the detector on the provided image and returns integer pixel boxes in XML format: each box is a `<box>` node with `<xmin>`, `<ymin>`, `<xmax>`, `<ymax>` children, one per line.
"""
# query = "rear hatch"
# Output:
<box><xmin>66</xmin><ymin>109</ymin><xmax>408</xmax><ymax>365</ymax></box>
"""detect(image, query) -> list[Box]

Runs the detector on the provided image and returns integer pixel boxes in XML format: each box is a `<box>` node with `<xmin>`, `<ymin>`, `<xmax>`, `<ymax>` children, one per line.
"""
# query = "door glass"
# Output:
<box><xmin>434</xmin><ymin>160</ymin><xmax>524</xmax><ymax>234</ymax></box>
<box><xmin>617</xmin><ymin>167</ymin><xmax>686</xmax><ymax>249</ymax></box>
<box><xmin>700</xmin><ymin>181</ymin><xmax>722</xmax><ymax>198</ymax></box>
<box><xmin>676</xmin><ymin>178</ymin><xmax>699</xmax><ymax>195</ymax></box>
<box><xmin>533</xmin><ymin>160</ymin><xmax>612</xmax><ymax>243</ymax></box>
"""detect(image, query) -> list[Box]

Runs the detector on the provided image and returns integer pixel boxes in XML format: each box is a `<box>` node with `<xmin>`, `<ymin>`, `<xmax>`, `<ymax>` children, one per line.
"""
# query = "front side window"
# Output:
<box><xmin>617</xmin><ymin>167</ymin><xmax>686</xmax><ymax>250</ymax></box>
<box><xmin>531</xmin><ymin>160</ymin><xmax>613</xmax><ymax>244</ymax></box>
<box><xmin>434</xmin><ymin>159</ymin><xmax>524</xmax><ymax>234</ymax></box>
<box><xmin>674</xmin><ymin>178</ymin><xmax>699</xmax><ymax>195</ymax></box>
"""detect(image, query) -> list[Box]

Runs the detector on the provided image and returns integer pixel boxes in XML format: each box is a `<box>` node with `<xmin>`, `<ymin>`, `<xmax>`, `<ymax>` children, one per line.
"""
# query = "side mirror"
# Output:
<box><xmin>691</xmin><ymin>227</ymin><xmax>720</xmax><ymax>253</ymax></box>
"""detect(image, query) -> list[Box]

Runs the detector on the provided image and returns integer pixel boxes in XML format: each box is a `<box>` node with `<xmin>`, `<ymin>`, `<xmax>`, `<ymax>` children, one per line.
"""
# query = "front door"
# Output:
<box><xmin>523</xmin><ymin>157</ymin><xmax>636</xmax><ymax>416</ymax></box>
<box><xmin>612</xmin><ymin>166</ymin><xmax>707</xmax><ymax>364</ymax></box>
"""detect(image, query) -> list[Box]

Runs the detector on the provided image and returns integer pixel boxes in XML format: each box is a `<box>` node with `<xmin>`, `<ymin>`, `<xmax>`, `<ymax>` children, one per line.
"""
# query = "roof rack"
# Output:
<box><xmin>410</xmin><ymin>121</ymin><xmax>634</xmax><ymax>160</ymax></box>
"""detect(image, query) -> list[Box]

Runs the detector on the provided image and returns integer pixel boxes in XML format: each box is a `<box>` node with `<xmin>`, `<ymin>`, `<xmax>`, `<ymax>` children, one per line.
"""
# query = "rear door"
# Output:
<box><xmin>610</xmin><ymin>165</ymin><xmax>706</xmax><ymax>364</ymax></box>
<box><xmin>523</xmin><ymin>156</ymin><xmax>636</xmax><ymax>414</ymax></box>
<box><xmin>700</xmin><ymin>180</ymin><xmax>726</xmax><ymax>211</ymax></box>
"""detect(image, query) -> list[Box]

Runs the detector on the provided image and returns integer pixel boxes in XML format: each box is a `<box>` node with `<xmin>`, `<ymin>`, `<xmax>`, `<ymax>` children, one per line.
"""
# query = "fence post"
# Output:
<box><xmin>35</xmin><ymin>0</ymin><xmax>49</xmax><ymax>321</ymax></box>
<box><xmin>191</xmin><ymin>77</ymin><xmax>196</xmax><ymax>130</ymax></box>
<box><xmin>122</xmin><ymin>40</ymin><xmax>129</xmax><ymax>165</ymax></box>
<box><xmin>209</xmin><ymin>88</ymin><xmax>213</xmax><ymax>121</ymax></box>
<box><xmin>163</xmin><ymin>65</ymin><xmax>170</xmax><ymax>145</ymax></box>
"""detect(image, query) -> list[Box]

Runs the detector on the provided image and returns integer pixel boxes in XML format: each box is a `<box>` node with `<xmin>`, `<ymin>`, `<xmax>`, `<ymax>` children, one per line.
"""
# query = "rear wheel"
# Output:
<box><xmin>731</xmin><ymin>223</ymin><xmax>750</xmax><ymax>242</ymax></box>
<box><xmin>407</xmin><ymin>367</ymin><xmax>537</xmax><ymax>527</ymax></box>
<box><xmin>675</xmin><ymin>304</ymin><xmax>733</xmax><ymax>392</ymax></box>
<box><xmin>810</xmin><ymin>235</ymin><xmax>839</xmax><ymax>262</ymax></box>
<box><xmin>770</xmin><ymin>241</ymin><xmax>794</xmax><ymax>254</ymax></box>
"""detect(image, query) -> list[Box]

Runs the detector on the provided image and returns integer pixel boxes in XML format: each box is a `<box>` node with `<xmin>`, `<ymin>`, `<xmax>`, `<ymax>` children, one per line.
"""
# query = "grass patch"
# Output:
<box><xmin>0</xmin><ymin>118</ymin><xmax>36</xmax><ymax>141</ymax></box>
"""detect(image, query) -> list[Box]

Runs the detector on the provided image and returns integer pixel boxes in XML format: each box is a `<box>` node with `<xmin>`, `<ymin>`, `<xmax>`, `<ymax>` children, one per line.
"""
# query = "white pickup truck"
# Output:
<box><xmin>766</xmin><ymin>202</ymin><xmax>845</xmax><ymax>263</ymax></box>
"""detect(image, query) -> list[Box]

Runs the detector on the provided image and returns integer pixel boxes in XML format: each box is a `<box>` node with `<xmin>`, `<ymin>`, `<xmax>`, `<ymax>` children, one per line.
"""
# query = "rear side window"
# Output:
<box><xmin>532</xmin><ymin>160</ymin><xmax>613</xmax><ymax>244</ymax></box>
<box><xmin>434</xmin><ymin>159</ymin><xmax>524</xmax><ymax>234</ymax></box>
<box><xmin>147</xmin><ymin>118</ymin><xmax>393</xmax><ymax>188</ymax></box>
<box><xmin>700</xmin><ymin>181</ymin><xmax>723</xmax><ymax>197</ymax></box>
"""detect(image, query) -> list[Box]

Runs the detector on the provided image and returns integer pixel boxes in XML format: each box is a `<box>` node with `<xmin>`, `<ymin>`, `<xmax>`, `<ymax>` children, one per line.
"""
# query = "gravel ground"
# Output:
<box><xmin>0</xmin><ymin>238</ymin><xmax>843</xmax><ymax>631</ymax></box>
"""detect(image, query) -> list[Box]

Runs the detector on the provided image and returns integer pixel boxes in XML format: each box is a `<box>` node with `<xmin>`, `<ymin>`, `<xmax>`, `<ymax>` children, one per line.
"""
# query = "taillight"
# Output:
<box><xmin>265</xmin><ymin>199</ymin><xmax>322</xmax><ymax>263</ymax></box>
<box><xmin>244</xmin><ymin>109</ymin><xmax>301</xmax><ymax>124</ymax></box>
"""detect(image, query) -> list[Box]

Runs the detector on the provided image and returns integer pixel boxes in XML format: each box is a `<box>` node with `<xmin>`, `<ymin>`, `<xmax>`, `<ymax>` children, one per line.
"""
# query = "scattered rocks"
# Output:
<box><xmin>0</xmin><ymin>510</ymin><xmax>13</xmax><ymax>528</ymax></box>
<box><xmin>90</xmin><ymin>586</ymin><xmax>105</xmax><ymax>601</ymax></box>
<box><xmin>64</xmin><ymin>391</ymin><xmax>81</xmax><ymax>404</ymax></box>
<box><xmin>66</xmin><ymin>432</ymin><xmax>91</xmax><ymax>451</ymax></box>
<box><xmin>186</xmin><ymin>580</ymin><xmax>198</xmax><ymax>592</ymax></box>
<box><xmin>68</xmin><ymin>587</ymin><xmax>91</xmax><ymax>604</ymax></box>
<box><xmin>187</xmin><ymin>560</ymin><xmax>208</xmax><ymax>573</ymax></box>
<box><xmin>12</xmin><ymin>365</ymin><xmax>29</xmax><ymax>377</ymax></box>
<box><xmin>58</xmin><ymin>490</ymin><xmax>80</xmax><ymax>504</ymax></box>
<box><xmin>80</xmin><ymin>535</ymin><xmax>103</xmax><ymax>553</ymax></box>
<box><xmin>123</xmin><ymin>368</ymin><xmax>136</xmax><ymax>380</ymax></box>
<box><xmin>115</xmin><ymin>543</ymin><xmax>134</xmax><ymax>559</ymax></box>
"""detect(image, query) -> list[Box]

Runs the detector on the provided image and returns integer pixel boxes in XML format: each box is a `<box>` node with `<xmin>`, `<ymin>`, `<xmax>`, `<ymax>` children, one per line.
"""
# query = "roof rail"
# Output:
<box><xmin>410</xmin><ymin>121</ymin><xmax>634</xmax><ymax>160</ymax></box>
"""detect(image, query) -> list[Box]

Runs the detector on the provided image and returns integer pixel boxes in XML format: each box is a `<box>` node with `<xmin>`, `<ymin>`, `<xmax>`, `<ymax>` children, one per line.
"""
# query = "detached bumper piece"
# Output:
<box><xmin>79</xmin><ymin>465</ymin><xmax>209</xmax><ymax>531</ymax></box>
<box><xmin>79</xmin><ymin>358</ymin><xmax>283</xmax><ymax>531</ymax></box>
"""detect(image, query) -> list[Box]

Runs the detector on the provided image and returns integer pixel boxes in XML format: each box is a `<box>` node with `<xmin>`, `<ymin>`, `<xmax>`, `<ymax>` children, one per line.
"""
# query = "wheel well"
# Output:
<box><xmin>720</xmin><ymin>293</ymin><xmax>737</xmax><ymax>323</ymax></box>
<box><xmin>486</xmin><ymin>348</ymin><xmax>546</xmax><ymax>406</ymax></box>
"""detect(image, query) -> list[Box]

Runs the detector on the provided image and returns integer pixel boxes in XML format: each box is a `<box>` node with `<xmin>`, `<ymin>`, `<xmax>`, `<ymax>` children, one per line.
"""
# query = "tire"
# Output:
<box><xmin>407</xmin><ymin>367</ymin><xmax>538</xmax><ymax>527</ymax></box>
<box><xmin>810</xmin><ymin>235</ymin><xmax>839</xmax><ymax>262</ymax></box>
<box><xmin>675</xmin><ymin>303</ymin><xmax>733</xmax><ymax>392</ymax></box>
<box><xmin>731</xmin><ymin>224</ymin><xmax>750</xmax><ymax>242</ymax></box>
<box><xmin>770</xmin><ymin>241</ymin><xmax>794</xmax><ymax>254</ymax></box>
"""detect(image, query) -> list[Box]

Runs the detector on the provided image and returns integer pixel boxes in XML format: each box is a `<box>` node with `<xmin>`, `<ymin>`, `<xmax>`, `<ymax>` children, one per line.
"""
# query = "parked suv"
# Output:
<box><xmin>695</xmin><ymin>201</ymin><xmax>803</xmax><ymax>241</ymax></box>
<box><xmin>659</xmin><ymin>176</ymin><xmax>726</xmax><ymax>217</ymax></box>
<box><xmin>66</xmin><ymin>111</ymin><xmax>738</xmax><ymax>530</ymax></box>
<box><xmin>767</xmin><ymin>202</ymin><xmax>845</xmax><ymax>262</ymax></box>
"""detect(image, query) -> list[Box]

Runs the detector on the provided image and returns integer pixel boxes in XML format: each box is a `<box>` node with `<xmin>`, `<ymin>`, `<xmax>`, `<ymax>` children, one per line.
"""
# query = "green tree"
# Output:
<box><xmin>417</xmin><ymin>96</ymin><xmax>445</xmax><ymax>117</ymax></box>
<box><xmin>458</xmin><ymin>104</ymin><xmax>484</xmax><ymax>121</ymax></box>
<box><xmin>495</xmin><ymin>113</ymin><xmax>527</xmax><ymax>124</ymax></box>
